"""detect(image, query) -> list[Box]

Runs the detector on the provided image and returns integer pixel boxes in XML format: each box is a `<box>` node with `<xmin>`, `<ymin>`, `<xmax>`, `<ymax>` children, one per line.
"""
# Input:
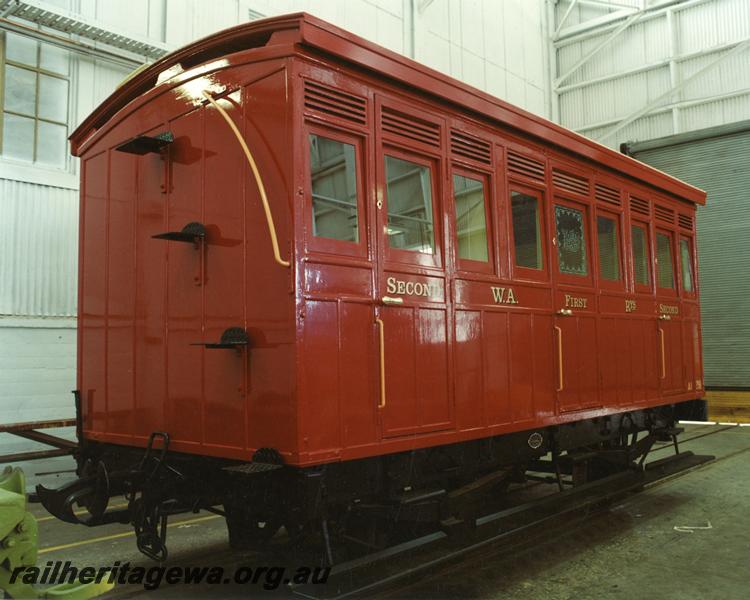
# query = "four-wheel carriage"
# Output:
<box><xmin>36</xmin><ymin>12</ymin><xmax>707</xmax><ymax>560</ymax></box>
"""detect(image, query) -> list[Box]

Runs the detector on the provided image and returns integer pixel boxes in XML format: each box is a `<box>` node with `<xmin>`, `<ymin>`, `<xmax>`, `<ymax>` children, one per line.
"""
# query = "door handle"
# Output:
<box><xmin>382</xmin><ymin>296</ymin><xmax>404</xmax><ymax>305</ymax></box>
<box><xmin>556</xmin><ymin>308</ymin><xmax>573</xmax><ymax>316</ymax></box>
<box><xmin>376</xmin><ymin>317</ymin><xmax>386</xmax><ymax>408</ymax></box>
<box><xmin>658</xmin><ymin>314</ymin><xmax>672</xmax><ymax>320</ymax></box>
<box><xmin>555</xmin><ymin>325</ymin><xmax>564</xmax><ymax>392</ymax></box>
<box><xmin>658</xmin><ymin>327</ymin><xmax>666</xmax><ymax>379</ymax></box>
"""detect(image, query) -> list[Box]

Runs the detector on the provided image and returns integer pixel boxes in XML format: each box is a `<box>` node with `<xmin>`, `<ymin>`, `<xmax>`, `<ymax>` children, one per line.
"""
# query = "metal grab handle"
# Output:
<box><xmin>376</xmin><ymin>318</ymin><xmax>386</xmax><ymax>408</ymax></box>
<box><xmin>202</xmin><ymin>91</ymin><xmax>290</xmax><ymax>268</ymax></box>
<box><xmin>382</xmin><ymin>296</ymin><xmax>404</xmax><ymax>305</ymax></box>
<box><xmin>556</xmin><ymin>309</ymin><xmax>573</xmax><ymax>316</ymax></box>
<box><xmin>658</xmin><ymin>327</ymin><xmax>666</xmax><ymax>379</ymax></box>
<box><xmin>555</xmin><ymin>325</ymin><xmax>564</xmax><ymax>392</ymax></box>
<box><xmin>658</xmin><ymin>314</ymin><xmax>672</xmax><ymax>320</ymax></box>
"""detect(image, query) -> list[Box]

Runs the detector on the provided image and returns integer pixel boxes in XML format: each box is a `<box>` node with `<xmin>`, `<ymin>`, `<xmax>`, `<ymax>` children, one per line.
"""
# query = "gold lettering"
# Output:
<box><xmin>386</xmin><ymin>278</ymin><xmax>437</xmax><ymax>299</ymax></box>
<box><xmin>491</xmin><ymin>286</ymin><xmax>518</xmax><ymax>305</ymax></box>
<box><xmin>565</xmin><ymin>294</ymin><xmax>587</xmax><ymax>308</ymax></box>
<box><xmin>659</xmin><ymin>304</ymin><xmax>679</xmax><ymax>315</ymax></box>
<box><xmin>625</xmin><ymin>299</ymin><xmax>637</xmax><ymax>313</ymax></box>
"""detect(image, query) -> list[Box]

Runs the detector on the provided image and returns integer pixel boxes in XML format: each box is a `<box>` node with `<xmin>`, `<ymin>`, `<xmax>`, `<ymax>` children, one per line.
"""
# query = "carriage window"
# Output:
<box><xmin>656</xmin><ymin>232</ymin><xmax>675</xmax><ymax>289</ymax></box>
<box><xmin>680</xmin><ymin>238</ymin><xmax>694</xmax><ymax>293</ymax></box>
<box><xmin>511</xmin><ymin>191</ymin><xmax>542</xmax><ymax>270</ymax></box>
<box><xmin>555</xmin><ymin>205</ymin><xmax>588</xmax><ymax>276</ymax></box>
<box><xmin>631</xmin><ymin>225</ymin><xmax>650</xmax><ymax>286</ymax></box>
<box><xmin>385</xmin><ymin>155</ymin><xmax>434</xmax><ymax>254</ymax></box>
<box><xmin>453</xmin><ymin>174</ymin><xmax>488</xmax><ymax>262</ymax></box>
<box><xmin>309</xmin><ymin>134</ymin><xmax>359</xmax><ymax>243</ymax></box>
<box><xmin>597</xmin><ymin>215</ymin><xmax>620</xmax><ymax>281</ymax></box>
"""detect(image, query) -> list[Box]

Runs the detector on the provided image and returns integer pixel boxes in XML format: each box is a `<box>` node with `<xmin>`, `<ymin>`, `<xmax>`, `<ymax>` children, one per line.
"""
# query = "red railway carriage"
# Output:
<box><xmin>41</xmin><ymin>13</ymin><xmax>706</xmax><ymax>557</ymax></box>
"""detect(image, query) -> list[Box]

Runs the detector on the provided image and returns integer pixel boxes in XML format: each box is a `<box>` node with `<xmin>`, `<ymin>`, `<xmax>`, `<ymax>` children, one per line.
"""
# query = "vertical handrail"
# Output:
<box><xmin>555</xmin><ymin>325</ymin><xmax>564</xmax><ymax>392</ymax></box>
<box><xmin>202</xmin><ymin>91</ymin><xmax>290</xmax><ymax>268</ymax></box>
<box><xmin>376</xmin><ymin>318</ymin><xmax>386</xmax><ymax>408</ymax></box>
<box><xmin>658</xmin><ymin>327</ymin><xmax>666</xmax><ymax>379</ymax></box>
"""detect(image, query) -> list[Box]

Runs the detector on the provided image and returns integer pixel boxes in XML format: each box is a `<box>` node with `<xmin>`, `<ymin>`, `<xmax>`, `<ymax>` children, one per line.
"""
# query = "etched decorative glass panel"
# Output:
<box><xmin>631</xmin><ymin>225</ymin><xmax>650</xmax><ymax>286</ymax></box>
<box><xmin>453</xmin><ymin>174</ymin><xmax>488</xmax><ymax>262</ymax></box>
<box><xmin>309</xmin><ymin>134</ymin><xmax>359</xmax><ymax>243</ymax></box>
<box><xmin>385</xmin><ymin>155</ymin><xmax>434</xmax><ymax>254</ymax></box>
<box><xmin>555</xmin><ymin>205</ymin><xmax>588</xmax><ymax>276</ymax></box>
<box><xmin>656</xmin><ymin>232</ymin><xmax>675</xmax><ymax>289</ymax></box>
<box><xmin>597</xmin><ymin>215</ymin><xmax>620</xmax><ymax>281</ymax></box>
<box><xmin>680</xmin><ymin>238</ymin><xmax>694</xmax><ymax>293</ymax></box>
<box><xmin>511</xmin><ymin>191</ymin><xmax>542</xmax><ymax>270</ymax></box>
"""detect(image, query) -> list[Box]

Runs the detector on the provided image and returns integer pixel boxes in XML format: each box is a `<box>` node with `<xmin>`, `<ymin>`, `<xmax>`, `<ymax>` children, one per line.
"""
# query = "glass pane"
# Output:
<box><xmin>631</xmin><ymin>225</ymin><xmax>650</xmax><ymax>286</ymax></box>
<box><xmin>680</xmin><ymin>239</ymin><xmax>694</xmax><ymax>293</ymax></box>
<box><xmin>309</xmin><ymin>134</ymin><xmax>359</xmax><ymax>243</ymax></box>
<box><xmin>36</xmin><ymin>121</ymin><xmax>67</xmax><ymax>168</ymax></box>
<box><xmin>2</xmin><ymin>113</ymin><xmax>35</xmax><ymax>161</ymax></box>
<box><xmin>38</xmin><ymin>75</ymin><xmax>69</xmax><ymax>122</ymax></box>
<box><xmin>511</xmin><ymin>191</ymin><xmax>542</xmax><ymax>270</ymax></box>
<box><xmin>453</xmin><ymin>174</ymin><xmax>488</xmax><ymax>262</ymax></box>
<box><xmin>385</xmin><ymin>155</ymin><xmax>434</xmax><ymax>254</ymax></box>
<box><xmin>40</xmin><ymin>43</ymin><xmax>70</xmax><ymax>75</ymax></box>
<box><xmin>597</xmin><ymin>215</ymin><xmax>620</xmax><ymax>281</ymax></box>
<box><xmin>4</xmin><ymin>65</ymin><xmax>37</xmax><ymax>116</ymax></box>
<box><xmin>656</xmin><ymin>232</ymin><xmax>675</xmax><ymax>289</ymax></box>
<box><xmin>555</xmin><ymin>205</ymin><xmax>588</xmax><ymax>276</ymax></box>
<box><xmin>5</xmin><ymin>32</ymin><xmax>38</xmax><ymax>66</ymax></box>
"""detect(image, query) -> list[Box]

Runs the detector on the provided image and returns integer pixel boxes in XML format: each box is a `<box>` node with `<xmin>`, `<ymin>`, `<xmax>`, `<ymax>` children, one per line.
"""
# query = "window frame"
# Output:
<box><xmin>654</xmin><ymin>227</ymin><xmax>678</xmax><ymax>297</ymax></box>
<box><xmin>0</xmin><ymin>30</ymin><xmax>71</xmax><ymax>170</ymax></box>
<box><xmin>595</xmin><ymin>208</ymin><xmax>625</xmax><ymax>291</ymax></box>
<box><xmin>678</xmin><ymin>234</ymin><xmax>697</xmax><ymax>298</ymax></box>
<box><xmin>381</xmin><ymin>145</ymin><xmax>443</xmax><ymax>269</ymax></box>
<box><xmin>451</xmin><ymin>167</ymin><xmax>493</xmax><ymax>275</ymax></box>
<box><xmin>552</xmin><ymin>195</ymin><xmax>594</xmax><ymax>287</ymax></box>
<box><xmin>508</xmin><ymin>183</ymin><xmax>548</xmax><ymax>282</ymax></box>
<box><xmin>630</xmin><ymin>219</ymin><xmax>653</xmax><ymax>294</ymax></box>
<box><xmin>303</xmin><ymin>124</ymin><xmax>368</xmax><ymax>259</ymax></box>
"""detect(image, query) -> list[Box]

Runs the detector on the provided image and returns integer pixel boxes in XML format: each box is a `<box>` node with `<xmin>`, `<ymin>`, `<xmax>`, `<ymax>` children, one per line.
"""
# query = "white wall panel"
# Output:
<box><xmin>0</xmin><ymin>181</ymin><xmax>78</xmax><ymax>317</ymax></box>
<box><xmin>0</xmin><ymin>325</ymin><xmax>76</xmax><ymax>452</ymax></box>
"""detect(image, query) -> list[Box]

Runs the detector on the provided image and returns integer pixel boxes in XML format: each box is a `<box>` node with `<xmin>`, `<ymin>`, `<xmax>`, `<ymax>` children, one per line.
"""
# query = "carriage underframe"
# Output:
<box><xmin>37</xmin><ymin>401</ymin><xmax>688</xmax><ymax>562</ymax></box>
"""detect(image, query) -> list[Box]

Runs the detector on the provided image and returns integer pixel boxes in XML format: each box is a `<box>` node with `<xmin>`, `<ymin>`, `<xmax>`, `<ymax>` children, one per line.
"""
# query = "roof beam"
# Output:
<box><xmin>555</xmin><ymin>10</ymin><xmax>641</xmax><ymax>87</ymax></box>
<box><xmin>555</xmin><ymin>0</ymin><xmax>579</xmax><ymax>39</ymax></box>
<box><xmin>596</xmin><ymin>39</ymin><xmax>750</xmax><ymax>142</ymax></box>
<box><xmin>0</xmin><ymin>0</ymin><xmax>169</xmax><ymax>60</ymax></box>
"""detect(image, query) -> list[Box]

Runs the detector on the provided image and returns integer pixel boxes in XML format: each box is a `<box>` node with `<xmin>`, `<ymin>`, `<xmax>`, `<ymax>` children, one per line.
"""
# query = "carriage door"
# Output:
<box><xmin>655</xmin><ymin>228</ymin><xmax>684</xmax><ymax>396</ymax></box>
<box><xmin>375</xmin><ymin>145</ymin><xmax>453</xmax><ymax>438</ymax></box>
<box><xmin>552</xmin><ymin>198</ymin><xmax>600</xmax><ymax>412</ymax></box>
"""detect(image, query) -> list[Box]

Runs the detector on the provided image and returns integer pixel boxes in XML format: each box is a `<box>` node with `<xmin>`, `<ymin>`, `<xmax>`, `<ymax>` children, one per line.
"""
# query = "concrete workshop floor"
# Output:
<box><xmin>16</xmin><ymin>423</ymin><xmax>750</xmax><ymax>599</ymax></box>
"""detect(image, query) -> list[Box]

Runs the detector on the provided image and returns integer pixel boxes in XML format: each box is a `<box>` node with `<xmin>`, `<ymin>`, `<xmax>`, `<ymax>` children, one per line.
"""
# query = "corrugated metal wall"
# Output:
<box><xmin>633</xmin><ymin>127</ymin><xmax>750</xmax><ymax>388</ymax></box>
<box><xmin>555</xmin><ymin>0</ymin><xmax>750</xmax><ymax>148</ymax></box>
<box><xmin>0</xmin><ymin>180</ymin><xmax>78</xmax><ymax>317</ymax></box>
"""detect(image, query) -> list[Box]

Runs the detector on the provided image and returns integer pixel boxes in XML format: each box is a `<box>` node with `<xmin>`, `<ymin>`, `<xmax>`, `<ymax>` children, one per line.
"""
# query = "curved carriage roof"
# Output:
<box><xmin>70</xmin><ymin>12</ymin><xmax>706</xmax><ymax>205</ymax></box>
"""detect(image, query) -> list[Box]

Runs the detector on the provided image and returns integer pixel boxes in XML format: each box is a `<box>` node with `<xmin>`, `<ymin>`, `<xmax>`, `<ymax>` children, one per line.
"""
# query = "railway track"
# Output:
<box><xmin>42</xmin><ymin>425</ymin><xmax>743</xmax><ymax>599</ymax></box>
<box><xmin>291</xmin><ymin>450</ymin><xmax>713</xmax><ymax>600</ymax></box>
